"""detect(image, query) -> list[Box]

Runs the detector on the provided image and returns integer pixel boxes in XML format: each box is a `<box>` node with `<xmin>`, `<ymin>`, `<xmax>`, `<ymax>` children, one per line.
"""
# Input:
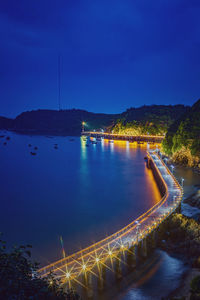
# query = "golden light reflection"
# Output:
<box><xmin>80</xmin><ymin>136</ymin><xmax>87</xmax><ymax>160</ymax></box>
<box><xmin>145</xmin><ymin>164</ymin><xmax>162</xmax><ymax>206</ymax></box>
<box><xmin>39</xmin><ymin>142</ymin><xmax>183</xmax><ymax>294</ymax></box>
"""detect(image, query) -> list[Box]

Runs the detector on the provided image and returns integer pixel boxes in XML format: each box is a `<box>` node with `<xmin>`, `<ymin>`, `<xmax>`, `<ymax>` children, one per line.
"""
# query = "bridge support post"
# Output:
<box><xmin>97</xmin><ymin>264</ymin><xmax>105</xmax><ymax>291</ymax></box>
<box><xmin>86</xmin><ymin>273</ymin><xmax>93</xmax><ymax>298</ymax></box>
<box><xmin>114</xmin><ymin>252</ymin><xmax>122</xmax><ymax>280</ymax></box>
<box><xmin>136</xmin><ymin>240</ymin><xmax>142</xmax><ymax>260</ymax></box>
<box><xmin>149</xmin><ymin>229</ymin><xmax>157</xmax><ymax>249</ymax></box>
<box><xmin>126</xmin><ymin>245</ymin><xmax>136</xmax><ymax>269</ymax></box>
<box><xmin>142</xmin><ymin>237</ymin><xmax>147</xmax><ymax>258</ymax></box>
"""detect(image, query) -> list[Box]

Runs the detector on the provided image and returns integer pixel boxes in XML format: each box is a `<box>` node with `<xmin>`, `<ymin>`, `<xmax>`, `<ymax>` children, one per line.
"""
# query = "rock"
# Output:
<box><xmin>184</xmin><ymin>191</ymin><xmax>200</xmax><ymax>209</ymax></box>
<box><xmin>192</xmin><ymin>213</ymin><xmax>200</xmax><ymax>223</ymax></box>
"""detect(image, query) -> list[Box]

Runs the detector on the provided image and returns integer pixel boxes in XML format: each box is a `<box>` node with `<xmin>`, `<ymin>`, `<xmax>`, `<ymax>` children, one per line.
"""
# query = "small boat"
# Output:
<box><xmin>3</xmin><ymin>142</ymin><xmax>7</xmax><ymax>145</ymax></box>
<box><xmin>69</xmin><ymin>138</ymin><xmax>74</xmax><ymax>142</ymax></box>
<box><xmin>6</xmin><ymin>136</ymin><xmax>10</xmax><ymax>140</ymax></box>
<box><xmin>54</xmin><ymin>145</ymin><xmax>58</xmax><ymax>149</ymax></box>
<box><xmin>86</xmin><ymin>144</ymin><xmax>89</xmax><ymax>147</ymax></box>
<box><xmin>30</xmin><ymin>152</ymin><xmax>36</xmax><ymax>155</ymax></box>
<box><xmin>28</xmin><ymin>144</ymin><xmax>32</xmax><ymax>147</ymax></box>
<box><xmin>0</xmin><ymin>135</ymin><xmax>5</xmax><ymax>138</ymax></box>
<box><xmin>34</xmin><ymin>146</ymin><xmax>38</xmax><ymax>150</ymax></box>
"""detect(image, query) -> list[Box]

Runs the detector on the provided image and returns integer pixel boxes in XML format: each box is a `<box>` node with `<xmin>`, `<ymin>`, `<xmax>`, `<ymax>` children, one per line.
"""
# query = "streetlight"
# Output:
<box><xmin>66</xmin><ymin>272</ymin><xmax>71</xmax><ymax>279</ymax></box>
<box><xmin>135</xmin><ymin>221</ymin><xmax>140</xmax><ymax>243</ymax></box>
<box><xmin>82</xmin><ymin>121</ymin><xmax>85</xmax><ymax>132</ymax></box>
<box><xmin>164</xmin><ymin>158</ymin><xmax>168</xmax><ymax>164</ymax></box>
<box><xmin>171</xmin><ymin>165</ymin><xmax>174</xmax><ymax>174</ymax></box>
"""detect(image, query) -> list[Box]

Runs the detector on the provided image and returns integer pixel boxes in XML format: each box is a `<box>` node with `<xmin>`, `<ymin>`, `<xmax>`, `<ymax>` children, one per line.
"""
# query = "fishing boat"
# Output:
<box><xmin>30</xmin><ymin>152</ymin><xmax>36</xmax><ymax>155</ymax></box>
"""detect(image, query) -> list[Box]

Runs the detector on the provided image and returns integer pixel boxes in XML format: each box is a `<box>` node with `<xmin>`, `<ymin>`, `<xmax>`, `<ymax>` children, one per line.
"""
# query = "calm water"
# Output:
<box><xmin>0</xmin><ymin>131</ymin><xmax>192</xmax><ymax>299</ymax></box>
<box><xmin>0</xmin><ymin>132</ymin><xmax>161</xmax><ymax>264</ymax></box>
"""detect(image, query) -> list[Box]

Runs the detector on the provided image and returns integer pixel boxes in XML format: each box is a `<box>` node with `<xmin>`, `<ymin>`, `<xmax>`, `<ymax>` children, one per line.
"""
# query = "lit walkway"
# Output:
<box><xmin>82</xmin><ymin>131</ymin><xmax>164</xmax><ymax>142</ymax></box>
<box><xmin>38</xmin><ymin>150</ymin><xmax>183</xmax><ymax>283</ymax></box>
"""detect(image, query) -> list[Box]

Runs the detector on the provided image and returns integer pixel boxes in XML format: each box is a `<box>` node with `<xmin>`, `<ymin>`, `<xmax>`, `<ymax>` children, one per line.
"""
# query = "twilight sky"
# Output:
<box><xmin>0</xmin><ymin>0</ymin><xmax>200</xmax><ymax>117</ymax></box>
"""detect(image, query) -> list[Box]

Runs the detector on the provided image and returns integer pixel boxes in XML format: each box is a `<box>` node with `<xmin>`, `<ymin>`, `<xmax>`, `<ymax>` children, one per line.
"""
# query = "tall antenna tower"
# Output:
<box><xmin>58</xmin><ymin>54</ymin><xmax>61</xmax><ymax>110</ymax></box>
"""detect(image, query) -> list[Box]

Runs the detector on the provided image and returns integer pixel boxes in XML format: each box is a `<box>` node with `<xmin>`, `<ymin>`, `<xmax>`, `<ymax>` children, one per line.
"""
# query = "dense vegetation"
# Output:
<box><xmin>112</xmin><ymin>105</ymin><xmax>187</xmax><ymax>136</ymax></box>
<box><xmin>163</xmin><ymin>213</ymin><xmax>200</xmax><ymax>264</ymax></box>
<box><xmin>161</xmin><ymin>213</ymin><xmax>200</xmax><ymax>300</ymax></box>
<box><xmin>0</xmin><ymin>104</ymin><xmax>187</xmax><ymax>136</ymax></box>
<box><xmin>0</xmin><ymin>238</ymin><xmax>80</xmax><ymax>299</ymax></box>
<box><xmin>162</xmin><ymin>99</ymin><xmax>200</xmax><ymax>168</ymax></box>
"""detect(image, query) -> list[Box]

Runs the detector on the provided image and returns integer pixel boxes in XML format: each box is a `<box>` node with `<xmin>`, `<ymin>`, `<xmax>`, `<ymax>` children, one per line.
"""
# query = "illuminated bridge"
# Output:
<box><xmin>38</xmin><ymin>150</ymin><xmax>183</xmax><ymax>295</ymax></box>
<box><xmin>82</xmin><ymin>131</ymin><xmax>165</xmax><ymax>143</ymax></box>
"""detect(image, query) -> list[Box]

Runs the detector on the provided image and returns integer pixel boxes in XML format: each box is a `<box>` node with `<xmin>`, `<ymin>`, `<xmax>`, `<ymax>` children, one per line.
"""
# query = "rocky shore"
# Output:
<box><xmin>161</xmin><ymin>189</ymin><xmax>200</xmax><ymax>299</ymax></box>
<box><xmin>184</xmin><ymin>189</ymin><xmax>200</xmax><ymax>210</ymax></box>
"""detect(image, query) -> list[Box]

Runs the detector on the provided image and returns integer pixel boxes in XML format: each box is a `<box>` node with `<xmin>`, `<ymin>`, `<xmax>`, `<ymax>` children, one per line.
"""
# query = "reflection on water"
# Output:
<box><xmin>116</xmin><ymin>250</ymin><xmax>187</xmax><ymax>300</ymax></box>
<box><xmin>0</xmin><ymin>133</ymin><xmax>161</xmax><ymax>265</ymax></box>
<box><xmin>0</xmin><ymin>133</ymin><xmax>189</xmax><ymax>299</ymax></box>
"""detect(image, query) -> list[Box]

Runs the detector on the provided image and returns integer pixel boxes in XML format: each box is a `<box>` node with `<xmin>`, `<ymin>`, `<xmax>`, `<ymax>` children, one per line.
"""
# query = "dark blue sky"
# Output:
<box><xmin>0</xmin><ymin>0</ymin><xmax>200</xmax><ymax>117</ymax></box>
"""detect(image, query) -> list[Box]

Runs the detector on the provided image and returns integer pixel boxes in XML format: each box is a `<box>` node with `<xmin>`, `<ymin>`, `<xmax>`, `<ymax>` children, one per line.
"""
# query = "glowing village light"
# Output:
<box><xmin>108</xmin><ymin>250</ymin><xmax>112</xmax><ymax>256</ymax></box>
<box><xmin>82</xmin><ymin>264</ymin><xmax>86</xmax><ymax>271</ymax></box>
<box><xmin>82</xmin><ymin>121</ymin><xmax>86</xmax><ymax>132</ymax></box>
<box><xmin>95</xmin><ymin>257</ymin><xmax>100</xmax><ymax>263</ymax></box>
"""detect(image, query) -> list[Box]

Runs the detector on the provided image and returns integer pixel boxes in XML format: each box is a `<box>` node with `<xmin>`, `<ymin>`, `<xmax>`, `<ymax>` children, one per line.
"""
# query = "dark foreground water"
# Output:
<box><xmin>0</xmin><ymin>131</ymin><xmax>192</xmax><ymax>299</ymax></box>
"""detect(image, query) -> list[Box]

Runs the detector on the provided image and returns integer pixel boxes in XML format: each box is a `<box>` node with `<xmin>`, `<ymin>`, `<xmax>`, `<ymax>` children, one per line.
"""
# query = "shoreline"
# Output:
<box><xmin>164</xmin><ymin>183</ymin><xmax>200</xmax><ymax>299</ymax></box>
<box><xmin>168</xmin><ymin>267</ymin><xmax>200</xmax><ymax>299</ymax></box>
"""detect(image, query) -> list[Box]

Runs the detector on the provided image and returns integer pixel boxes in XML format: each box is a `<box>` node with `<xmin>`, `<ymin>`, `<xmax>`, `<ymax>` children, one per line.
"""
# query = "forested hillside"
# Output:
<box><xmin>112</xmin><ymin>105</ymin><xmax>188</xmax><ymax>135</ymax></box>
<box><xmin>162</xmin><ymin>99</ymin><xmax>200</xmax><ymax>168</ymax></box>
<box><xmin>0</xmin><ymin>104</ymin><xmax>189</xmax><ymax>136</ymax></box>
<box><xmin>0</xmin><ymin>109</ymin><xmax>119</xmax><ymax>135</ymax></box>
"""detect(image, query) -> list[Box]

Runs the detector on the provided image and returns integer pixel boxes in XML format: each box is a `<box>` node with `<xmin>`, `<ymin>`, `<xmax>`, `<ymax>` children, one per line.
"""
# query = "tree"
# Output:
<box><xmin>0</xmin><ymin>237</ymin><xmax>80</xmax><ymax>299</ymax></box>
